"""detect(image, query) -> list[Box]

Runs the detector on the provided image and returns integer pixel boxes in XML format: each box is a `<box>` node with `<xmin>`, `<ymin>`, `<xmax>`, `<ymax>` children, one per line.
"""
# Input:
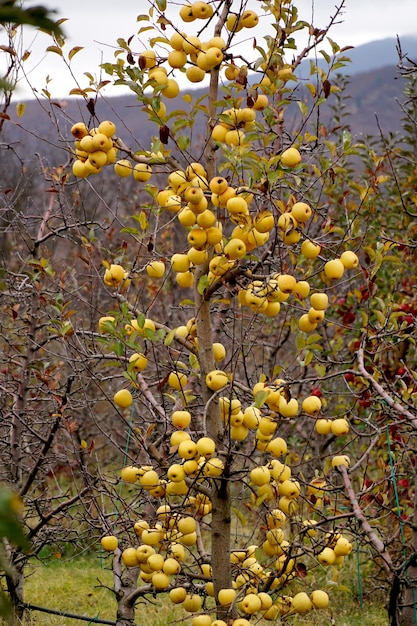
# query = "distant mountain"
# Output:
<box><xmin>1</xmin><ymin>39</ymin><xmax>414</xmax><ymax>174</ymax></box>
<box><xmin>335</xmin><ymin>36</ymin><xmax>417</xmax><ymax>75</ymax></box>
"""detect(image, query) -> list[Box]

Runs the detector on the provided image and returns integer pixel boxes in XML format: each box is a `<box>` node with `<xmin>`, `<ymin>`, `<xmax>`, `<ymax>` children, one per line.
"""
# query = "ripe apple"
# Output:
<box><xmin>266</xmin><ymin>437</ymin><xmax>287</xmax><ymax>457</ymax></box>
<box><xmin>280</xmin><ymin>147</ymin><xmax>301</xmax><ymax>167</ymax></box>
<box><xmin>332</xmin><ymin>454</ymin><xmax>350</xmax><ymax>469</ymax></box>
<box><xmin>310</xmin><ymin>292</ymin><xmax>328</xmax><ymax>310</ymax></box>
<box><xmin>168</xmin><ymin>371</ymin><xmax>188</xmax><ymax>390</ymax></box>
<box><xmin>114</xmin><ymin>159</ymin><xmax>133</xmax><ymax>177</ymax></box>
<box><xmin>139</xmin><ymin>469</ymin><xmax>159</xmax><ymax>489</ymax></box>
<box><xmin>183</xmin><ymin>593</ymin><xmax>203</xmax><ymax>613</ymax></box>
<box><xmin>121</xmin><ymin>547</ymin><xmax>139</xmax><ymax>567</ymax></box>
<box><xmin>120</xmin><ymin>466</ymin><xmax>139</xmax><ymax>483</ymax></box>
<box><xmin>128</xmin><ymin>352</ymin><xmax>148</xmax><ymax>372</ymax></box>
<box><xmin>133</xmin><ymin>162</ymin><xmax>152</xmax><ymax>182</ymax></box>
<box><xmin>203</xmin><ymin>457</ymin><xmax>224</xmax><ymax>477</ymax></box>
<box><xmin>241</xmin><ymin>593</ymin><xmax>262</xmax><ymax>614</ymax></box>
<box><xmin>170</xmin><ymin>586</ymin><xmax>187</xmax><ymax>604</ymax></box>
<box><xmin>178</xmin><ymin>439</ymin><xmax>198</xmax><ymax>459</ymax></box>
<box><xmin>171</xmin><ymin>253</ymin><xmax>190</xmax><ymax>273</ymax></box>
<box><xmin>196</xmin><ymin>436</ymin><xmax>216</xmax><ymax>457</ymax></box>
<box><xmin>250</xmin><ymin>465</ymin><xmax>271</xmax><ymax>486</ymax></box>
<box><xmin>171</xmin><ymin>410</ymin><xmax>191</xmax><ymax>429</ymax></box>
<box><xmin>167</xmin><ymin>463</ymin><xmax>186</xmax><ymax>482</ymax></box>
<box><xmin>146</xmin><ymin>260</ymin><xmax>165</xmax><ymax>278</ymax></box>
<box><xmin>318</xmin><ymin>547</ymin><xmax>336</xmax><ymax>565</ymax></box>
<box><xmin>316</xmin><ymin>418</ymin><xmax>332</xmax><ymax>435</ymax></box>
<box><xmin>310</xmin><ymin>589</ymin><xmax>329</xmax><ymax>608</ymax></box>
<box><xmin>334</xmin><ymin>536</ymin><xmax>352</xmax><ymax>556</ymax></box>
<box><xmin>192</xmin><ymin>1</ymin><xmax>214</xmax><ymax>19</ymax></box>
<box><xmin>331</xmin><ymin>418</ymin><xmax>350</xmax><ymax>436</ymax></box>
<box><xmin>291</xmin><ymin>202</ymin><xmax>312</xmax><ymax>222</ymax></box>
<box><xmin>192</xmin><ymin>615</ymin><xmax>212</xmax><ymax>626</ymax></box>
<box><xmin>98</xmin><ymin>316</ymin><xmax>115</xmax><ymax>332</ymax></box>
<box><xmin>298</xmin><ymin>314</ymin><xmax>317</xmax><ymax>333</ymax></box>
<box><xmin>71</xmin><ymin>122</ymin><xmax>89</xmax><ymax>139</ymax></box>
<box><xmin>101</xmin><ymin>535</ymin><xmax>118</xmax><ymax>551</ymax></box>
<box><xmin>241</xmin><ymin>9</ymin><xmax>259</xmax><ymax>28</ymax></box>
<box><xmin>114</xmin><ymin>389</ymin><xmax>133</xmax><ymax>408</ymax></box>
<box><xmin>340</xmin><ymin>250</ymin><xmax>359</xmax><ymax>268</ymax></box>
<box><xmin>292</xmin><ymin>591</ymin><xmax>312</xmax><ymax>613</ymax></box>
<box><xmin>324</xmin><ymin>259</ymin><xmax>345</xmax><ymax>280</ymax></box>
<box><xmin>302</xmin><ymin>395</ymin><xmax>322</xmax><ymax>415</ymax></box>
<box><xmin>278</xmin><ymin>479</ymin><xmax>300</xmax><ymax>498</ymax></box>
<box><xmin>147</xmin><ymin>553</ymin><xmax>165</xmax><ymax>571</ymax></box>
<box><xmin>301</xmin><ymin>240</ymin><xmax>321</xmax><ymax>259</ymax></box>
<box><xmin>152</xmin><ymin>571</ymin><xmax>170</xmax><ymax>589</ymax></box>
<box><xmin>206</xmin><ymin>369</ymin><xmax>228</xmax><ymax>390</ymax></box>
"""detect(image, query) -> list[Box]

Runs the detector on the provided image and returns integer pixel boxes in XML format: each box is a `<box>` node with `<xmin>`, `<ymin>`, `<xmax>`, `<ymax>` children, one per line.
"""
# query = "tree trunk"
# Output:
<box><xmin>5</xmin><ymin>556</ymin><xmax>25</xmax><ymax>624</ymax></box>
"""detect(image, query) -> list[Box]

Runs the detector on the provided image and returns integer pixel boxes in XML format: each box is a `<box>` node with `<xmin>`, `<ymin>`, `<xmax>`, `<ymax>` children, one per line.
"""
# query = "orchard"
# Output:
<box><xmin>1</xmin><ymin>1</ymin><xmax>417</xmax><ymax>625</ymax></box>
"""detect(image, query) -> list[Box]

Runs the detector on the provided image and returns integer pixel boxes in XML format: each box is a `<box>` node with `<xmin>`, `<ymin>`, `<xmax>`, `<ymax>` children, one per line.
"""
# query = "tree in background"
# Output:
<box><xmin>1</xmin><ymin>1</ymin><xmax>417</xmax><ymax>625</ymax></box>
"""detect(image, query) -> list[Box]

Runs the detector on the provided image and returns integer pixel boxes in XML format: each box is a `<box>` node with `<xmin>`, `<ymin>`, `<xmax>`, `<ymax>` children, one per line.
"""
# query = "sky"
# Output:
<box><xmin>3</xmin><ymin>0</ymin><xmax>417</xmax><ymax>99</ymax></box>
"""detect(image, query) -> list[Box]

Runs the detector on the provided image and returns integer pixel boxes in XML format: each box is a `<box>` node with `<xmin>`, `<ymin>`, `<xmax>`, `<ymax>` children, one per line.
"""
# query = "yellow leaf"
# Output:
<box><xmin>46</xmin><ymin>45</ymin><xmax>63</xmax><ymax>56</ymax></box>
<box><xmin>16</xmin><ymin>103</ymin><xmax>25</xmax><ymax>118</ymax></box>
<box><xmin>68</xmin><ymin>46</ymin><xmax>84</xmax><ymax>61</ymax></box>
<box><xmin>81</xmin><ymin>439</ymin><xmax>88</xmax><ymax>449</ymax></box>
<box><xmin>182</xmin><ymin>94</ymin><xmax>192</xmax><ymax>104</ymax></box>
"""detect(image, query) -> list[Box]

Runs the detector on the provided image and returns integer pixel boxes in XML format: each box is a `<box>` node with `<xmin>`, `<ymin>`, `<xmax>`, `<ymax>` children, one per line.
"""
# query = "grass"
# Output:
<box><xmin>14</xmin><ymin>555</ymin><xmax>387</xmax><ymax>625</ymax></box>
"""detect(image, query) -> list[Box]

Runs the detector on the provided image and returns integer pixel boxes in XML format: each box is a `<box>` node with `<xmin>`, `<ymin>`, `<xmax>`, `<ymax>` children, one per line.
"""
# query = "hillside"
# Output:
<box><xmin>0</xmin><ymin>41</ymin><xmax>414</xmax><ymax>172</ymax></box>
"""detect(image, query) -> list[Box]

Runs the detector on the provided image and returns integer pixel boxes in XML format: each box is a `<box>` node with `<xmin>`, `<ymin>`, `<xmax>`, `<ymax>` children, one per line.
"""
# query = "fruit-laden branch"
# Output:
<box><xmin>357</xmin><ymin>344</ymin><xmax>417</xmax><ymax>429</ymax></box>
<box><xmin>339</xmin><ymin>464</ymin><xmax>393</xmax><ymax>578</ymax></box>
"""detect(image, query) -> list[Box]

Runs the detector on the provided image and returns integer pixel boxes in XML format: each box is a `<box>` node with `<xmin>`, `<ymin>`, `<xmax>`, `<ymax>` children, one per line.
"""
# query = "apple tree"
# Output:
<box><xmin>2</xmin><ymin>0</ymin><xmax>417</xmax><ymax>624</ymax></box>
<box><xmin>65</xmin><ymin>1</ymin><xmax>371</xmax><ymax>624</ymax></box>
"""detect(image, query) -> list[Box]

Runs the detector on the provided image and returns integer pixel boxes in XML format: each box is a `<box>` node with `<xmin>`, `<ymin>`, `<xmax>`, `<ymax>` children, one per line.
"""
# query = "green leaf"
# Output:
<box><xmin>296</xmin><ymin>335</ymin><xmax>306</xmax><ymax>351</ymax></box>
<box><xmin>155</xmin><ymin>0</ymin><xmax>167</xmax><ymax>10</ymax></box>
<box><xmin>164</xmin><ymin>329</ymin><xmax>176</xmax><ymax>347</ymax></box>
<box><xmin>197</xmin><ymin>275</ymin><xmax>209</xmax><ymax>295</ymax></box>
<box><xmin>254</xmin><ymin>390</ymin><xmax>269</xmax><ymax>408</ymax></box>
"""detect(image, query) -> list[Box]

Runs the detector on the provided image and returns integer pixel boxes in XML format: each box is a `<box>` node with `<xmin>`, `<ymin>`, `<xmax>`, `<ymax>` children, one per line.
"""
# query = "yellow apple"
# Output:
<box><xmin>98</xmin><ymin>316</ymin><xmax>115</xmax><ymax>332</ymax></box>
<box><xmin>133</xmin><ymin>162</ymin><xmax>152</xmax><ymax>182</ymax></box>
<box><xmin>318</xmin><ymin>547</ymin><xmax>336</xmax><ymax>565</ymax></box>
<box><xmin>316</xmin><ymin>418</ymin><xmax>332</xmax><ymax>435</ymax></box>
<box><xmin>196</xmin><ymin>436</ymin><xmax>216</xmax><ymax>457</ymax></box>
<box><xmin>218</xmin><ymin>588</ymin><xmax>236</xmax><ymax>605</ymax></box>
<box><xmin>310</xmin><ymin>292</ymin><xmax>328</xmax><ymax>310</ymax></box>
<box><xmin>121</xmin><ymin>547</ymin><xmax>139</xmax><ymax>567</ymax></box>
<box><xmin>302</xmin><ymin>395</ymin><xmax>322</xmax><ymax>415</ymax></box>
<box><xmin>71</xmin><ymin>122</ymin><xmax>88</xmax><ymax>139</ymax></box>
<box><xmin>101</xmin><ymin>535</ymin><xmax>118</xmax><ymax>551</ymax></box>
<box><xmin>331</xmin><ymin>417</ymin><xmax>350</xmax><ymax>436</ymax></box>
<box><xmin>114</xmin><ymin>389</ymin><xmax>133</xmax><ymax>408</ymax></box>
<box><xmin>241</xmin><ymin>593</ymin><xmax>262</xmax><ymax>614</ymax></box>
<box><xmin>146</xmin><ymin>260</ymin><xmax>165</xmax><ymax>278</ymax></box>
<box><xmin>171</xmin><ymin>410</ymin><xmax>191</xmax><ymax>429</ymax></box>
<box><xmin>281</xmin><ymin>147</ymin><xmax>301</xmax><ymax>167</ymax></box>
<box><xmin>114</xmin><ymin>159</ymin><xmax>133</xmax><ymax>177</ymax></box>
<box><xmin>250</xmin><ymin>465</ymin><xmax>271</xmax><ymax>486</ymax></box>
<box><xmin>301</xmin><ymin>240</ymin><xmax>321</xmax><ymax>259</ymax></box>
<box><xmin>292</xmin><ymin>591</ymin><xmax>312</xmax><ymax>613</ymax></box>
<box><xmin>310</xmin><ymin>589</ymin><xmax>329</xmax><ymax>608</ymax></box>
<box><xmin>170</xmin><ymin>586</ymin><xmax>187</xmax><ymax>604</ymax></box>
<box><xmin>206</xmin><ymin>369</ymin><xmax>228</xmax><ymax>390</ymax></box>
<box><xmin>324</xmin><ymin>259</ymin><xmax>345</xmax><ymax>280</ymax></box>
<box><xmin>128</xmin><ymin>352</ymin><xmax>148</xmax><ymax>372</ymax></box>
<box><xmin>291</xmin><ymin>201</ymin><xmax>312</xmax><ymax>222</ymax></box>
<box><xmin>168</xmin><ymin>371</ymin><xmax>188</xmax><ymax>390</ymax></box>
<box><xmin>340</xmin><ymin>250</ymin><xmax>359</xmax><ymax>269</ymax></box>
<box><xmin>298</xmin><ymin>314</ymin><xmax>317</xmax><ymax>333</ymax></box>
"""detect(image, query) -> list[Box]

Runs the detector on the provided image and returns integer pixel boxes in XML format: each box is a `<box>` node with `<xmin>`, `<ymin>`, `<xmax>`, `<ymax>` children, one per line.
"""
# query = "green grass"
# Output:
<box><xmin>14</xmin><ymin>555</ymin><xmax>387</xmax><ymax>625</ymax></box>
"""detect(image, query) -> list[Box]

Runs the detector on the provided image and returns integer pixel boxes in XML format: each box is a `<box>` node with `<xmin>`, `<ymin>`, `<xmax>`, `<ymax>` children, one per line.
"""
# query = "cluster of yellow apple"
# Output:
<box><xmin>70</xmin><ymin>118</ymin><xmax>156</xmax><ymax>181</ymax></box>
<box><xmin>71</xmin><ymin>120</ymin><xmax>118</xmax><ymax>179</ymax></box>
<box><xmin>211</xmin><ymin>103</ymin><xmax>267</xmax><ymax>146</ymax></box>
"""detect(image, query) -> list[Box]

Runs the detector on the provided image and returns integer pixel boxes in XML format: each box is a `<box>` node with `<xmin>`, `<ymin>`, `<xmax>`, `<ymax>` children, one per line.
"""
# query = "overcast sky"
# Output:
<box><xmin>6</xmin><ymin>0</ymin><xmax>417</xmax><ymax>99</ymax></box>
